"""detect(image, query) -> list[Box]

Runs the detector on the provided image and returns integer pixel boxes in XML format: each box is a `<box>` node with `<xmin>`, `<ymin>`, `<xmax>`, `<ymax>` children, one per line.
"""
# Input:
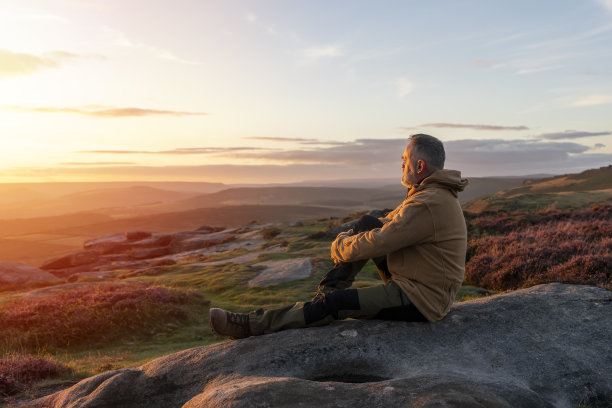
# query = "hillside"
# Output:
<box><xmin>463</xmin><ymin>165</ymin><xmax>612</xmax><ymax>213</ymax></box>
<box><xmin>0</xmin><ymin>169</ymin><xmax>604</xmax><ymax>266</ymax></box>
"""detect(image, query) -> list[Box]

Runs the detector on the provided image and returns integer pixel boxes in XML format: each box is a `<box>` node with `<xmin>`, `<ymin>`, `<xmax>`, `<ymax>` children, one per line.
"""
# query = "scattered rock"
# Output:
<box><xmin>32</xmin><ymin>284</ymin><xmax>612</xmax><ymax>408</ymax></box>
<box><xmin>168</xmin><ymin>232</ymin><xmax>235</xmax><ymax>253</ymax></box>
<box><xmin>288</xmin><ymin>221</ymin><xmax>303</xmax><ymax>227</ymax></box>
<box><xmin>128</xmin><ymin>247</ymin><xmax>170</xmax><ymax>260</ymax></box>
<box><xmin>0</xmin><ymin>262</ymin><xmax>62</xmax><ymax>287</ymax></box>
<box><xmin>40</xmin><ymin>230</ymin><xmax>237</xmax><ymax>279</ymax></box>
<box><xmin>125</xmin><ymin>231</ymin><xmax>152</xmax><ymax>241</ymax></box>
<box><xmin>195</xmin><ymin>225</ymin><xmax>226</xmax><ymax>233</ymax></box>
<box><xmin>248</xmin><ymin>258</ymin><xmax>312</xmax><ymax>287</ymax></box>
<box><xmin>40</xmin><ymin>251</ymin><xmax>99</xmax><ymax>270</ymax></box>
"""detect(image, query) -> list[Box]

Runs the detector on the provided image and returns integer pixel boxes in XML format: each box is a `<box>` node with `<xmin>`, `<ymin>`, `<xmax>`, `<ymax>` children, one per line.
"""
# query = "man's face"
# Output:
<box><xmin>401</xmin><ymin>141</ymin><xmax>420</xmax><ymax>187</ymax></box>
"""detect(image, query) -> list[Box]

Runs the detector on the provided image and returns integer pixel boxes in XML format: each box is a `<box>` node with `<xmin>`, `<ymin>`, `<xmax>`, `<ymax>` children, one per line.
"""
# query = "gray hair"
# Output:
<box><xmin>409</xmin><ymin>133</ymin><xmax>445</xmax><ymax>171</ymax></box>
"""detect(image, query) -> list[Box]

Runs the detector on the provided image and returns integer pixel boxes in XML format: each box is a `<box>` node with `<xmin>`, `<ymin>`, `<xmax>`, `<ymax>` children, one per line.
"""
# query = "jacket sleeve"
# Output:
<box><xmin>330</xmin><ymin>200</ymin><xmax>434</xmax><ymax>263</ymax></box>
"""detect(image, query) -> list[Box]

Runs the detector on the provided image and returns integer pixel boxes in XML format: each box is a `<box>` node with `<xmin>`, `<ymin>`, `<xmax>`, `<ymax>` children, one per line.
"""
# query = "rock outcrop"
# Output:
<box><xmin>40</xmin><ymin>228</ymin><xmax>234</xmax><ymax>279</ymax></box>
<box><xmin>0</xmin><ymin>262</ymin><xmax>62</xmax><ymax>288</ymax></box>
<box><xmin>32</xmin><ymin>284</ymin><xmax>612</xmax><ymax>408</ymax></box>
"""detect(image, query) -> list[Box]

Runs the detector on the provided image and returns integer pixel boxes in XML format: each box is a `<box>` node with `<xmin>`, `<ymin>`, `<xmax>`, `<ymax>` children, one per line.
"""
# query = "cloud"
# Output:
<box><xmin>397</xmin><ymin>78</ymin><xmax>414</xmax><ymax>99</ymax></box>
<box><xmin>0</xmin><ymin>49</ymin><xmax>57</xmax><ymax>78</ymax></box>
<box><xmin>77</xmin><ymin>147</ymin><xmax>268</xmax><ymax>155</ymax></box>
<box><xmin>244</xmin><ymin>137</ymin><xmax>318</xmax><ymax>143</ymax></box>
<box><xmin>419</xmin><ymin>123</ymin><xmax>529</xmax><ymax>131</ymax></box>
<box><xmin>222</xmin><ymin>139</ymin><xmax>408</xmax><ymax>165</ymax></box>
<box><xmin>595</xmin><ymin>0</ymin><xmax>612</xmax><ymax>12</ymax></box>
<box><xmin>443</xmin><ymin>139</ymin><xmax>612</xmax><ymax>175</ymax></box>
<box><xmin>535</xmin><ymin>130</ymin><xmax>611</xmax><ymax>140</ymax></box>
<box><xmin>59</xmin><ymin>162</ymin><xmax>137</xmax><ymax>166</ymax></box>
<box><xmin>102</xmin><ymin>26</ymin><xmax>201</xmax><ymax>65</ymax></box>
<box><xmin>570</xmin><ymin>94</ymin><xmax>612</xmax><ymax>106</ymax></box>
<box><xmin>516</xmin><ymin>65</ymin><xmax>561</xmax><ymax>75</ymax></box>
<box><xmin>7</xmin><ymin>106</ymin><xmax>207</xmax><ymax>118</ymax></box>
<box><xmin>300</xmin><ymin>45</ymin><xmax>343</xmax><ymax>58</ymax></box>
<box><xmin>0</xmin><ymin>49</ymin><xmax>105</xmax><ymax>79</ymax></box>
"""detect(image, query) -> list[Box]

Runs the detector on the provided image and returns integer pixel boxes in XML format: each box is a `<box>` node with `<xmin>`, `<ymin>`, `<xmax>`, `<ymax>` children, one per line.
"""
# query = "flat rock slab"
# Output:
<box><xmin>248</xmin><ymin>257</ymin><xmax>312</xmax><ymax>287</ymax></box>
<box><xmin>32</xmin><ymin>284</ymin><xmax>612</xmax><ymax>408</ymax></box>
<box><xmin>0</xmin><ymin>262</ymin><xmax>62</xmax><ymax>286</ymax></box>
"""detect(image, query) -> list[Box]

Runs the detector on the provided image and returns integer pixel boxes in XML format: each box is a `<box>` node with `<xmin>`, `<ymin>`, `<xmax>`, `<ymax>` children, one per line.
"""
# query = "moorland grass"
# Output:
<box><xmin>0</xmin><ymin>283</ymin><xmax>208</xmax><ymax>354</ymax></box>
<box><xmin>465</xmin><ymin>204</ymin><xmax>611</xmax><ymax>291</ymax></box>
<box><xmin>0</xmin><ymin>354</ymin><xmax>68</xmax><ymax>397</ymax></box>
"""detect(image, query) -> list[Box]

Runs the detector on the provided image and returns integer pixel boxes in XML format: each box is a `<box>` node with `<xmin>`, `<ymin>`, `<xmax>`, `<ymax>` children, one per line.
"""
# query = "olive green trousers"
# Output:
<box><xmin>249</xmin><ymin>280</ymin><xmax>425</xmax><ymax>336</ymax></box>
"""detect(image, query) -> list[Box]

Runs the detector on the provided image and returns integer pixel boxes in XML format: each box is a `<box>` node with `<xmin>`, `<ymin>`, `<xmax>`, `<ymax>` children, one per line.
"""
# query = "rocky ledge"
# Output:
<box><xmin>30</xmin><ymin>283</ymin><xmax>611</xmax><ymax>408</ymax></box>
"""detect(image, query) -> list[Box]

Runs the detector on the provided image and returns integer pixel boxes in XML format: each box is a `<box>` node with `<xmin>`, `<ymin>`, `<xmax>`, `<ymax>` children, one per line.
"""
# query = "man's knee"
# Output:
<box><xmin>353</xmin><ymin>214</ymin><xmax>383</xmax><ymax>233</ymax></box>
<box><xmin>303</xmin><ymin>289</ymin><xmax>359</xmax><ymax>324</ymax></box>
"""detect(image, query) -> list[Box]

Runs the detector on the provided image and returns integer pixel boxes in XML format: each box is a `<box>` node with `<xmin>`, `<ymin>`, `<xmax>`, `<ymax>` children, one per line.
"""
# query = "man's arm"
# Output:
<box><xmin>330</xmin><ymin>201</ymin><xmax>434</xmax><ymax>264</ymax></box>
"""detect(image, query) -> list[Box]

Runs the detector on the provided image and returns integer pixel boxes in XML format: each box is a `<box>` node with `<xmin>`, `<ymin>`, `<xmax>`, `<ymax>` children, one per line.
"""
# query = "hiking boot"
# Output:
<box><xmin>209</xmin><ymin>308</ymin><xmax>251</xmax><ymax>339</ymax></box>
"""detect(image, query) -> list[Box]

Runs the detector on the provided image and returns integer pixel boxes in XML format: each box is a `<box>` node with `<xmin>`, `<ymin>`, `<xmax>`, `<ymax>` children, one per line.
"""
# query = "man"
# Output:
<box><xmin>209</xmin><ymin>134</ymin><xmax>468</xmax><ymax>339</ymax></box>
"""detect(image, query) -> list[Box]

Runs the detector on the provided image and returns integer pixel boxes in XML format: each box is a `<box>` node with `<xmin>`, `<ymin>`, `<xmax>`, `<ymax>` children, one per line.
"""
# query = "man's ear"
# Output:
<box><xmin>417</xmin><ymin>160</ymin><xmax>424</xmax><ymax>174</ymax></box>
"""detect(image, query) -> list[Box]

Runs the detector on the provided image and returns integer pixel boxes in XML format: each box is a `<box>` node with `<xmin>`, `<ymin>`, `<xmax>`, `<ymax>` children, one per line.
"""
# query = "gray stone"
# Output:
<box><xmin>168</xmin><ymin>232</ymin><xmax>235</xmax><ymax>254</ymax></box>
<box><xmin>0</xmin><ymin>262</ymin><xmax>62</xmax><ymax>286</ymax></box>
<box><xmin>125</xmin><ymin>231</ymin><xmax>153</xmax><ymax>241</ymax></box>
<box><xmin>39</xmin><ymin>250</ymin><xmax>100</xmax><ymax>270</ymax></box>
<box><xmin>248</xmin><ymin>258</ymin><xmax>312</xmax><ymax>287</ymax></box>
<box><xmin>31</xmin><ymin>284</ymin><xmax>612</xmax><ymax>408</ymax></box>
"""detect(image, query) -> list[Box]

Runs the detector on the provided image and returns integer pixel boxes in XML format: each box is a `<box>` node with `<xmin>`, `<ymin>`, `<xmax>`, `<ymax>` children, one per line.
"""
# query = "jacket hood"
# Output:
<box><xmin>410</xmin><ymin>169</ymin><xmax>468</xmax><ymax>197</ymax></box>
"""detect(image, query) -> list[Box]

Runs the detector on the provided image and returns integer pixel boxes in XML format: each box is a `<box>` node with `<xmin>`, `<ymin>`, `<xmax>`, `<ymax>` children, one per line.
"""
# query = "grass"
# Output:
<box><xmin>0</xmin><ymin>283</ymin><xmax>208</xmax><ymax>354</ymax></box>
<box><xmin>465</xmin><ymin>204</ymin><xmax>611</xmax><ymax>291</ymax></box>
<box><xmin>0</xmin><ymin>354</ymin><xmax>68</xmax><ymax>398</ymax></box>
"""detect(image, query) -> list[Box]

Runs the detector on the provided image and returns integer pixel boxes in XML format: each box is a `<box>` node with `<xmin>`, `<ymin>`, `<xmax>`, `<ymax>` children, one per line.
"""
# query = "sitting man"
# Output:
<box><xmin>209</xmin><ymin>133</ymin><xmax>468</xmax><ymax>339</ymax></box>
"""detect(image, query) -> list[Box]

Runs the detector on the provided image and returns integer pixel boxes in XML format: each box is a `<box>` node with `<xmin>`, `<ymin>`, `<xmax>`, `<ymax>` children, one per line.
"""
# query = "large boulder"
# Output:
<box><xmin>0</xmin><ymin>262</ymin><xmax>62</xmax><ymax>287</ymax></box>
<box><xmin>31</xmin><ymin>284</ymin><xmax>612</xmax><ymax>407</ymax></box>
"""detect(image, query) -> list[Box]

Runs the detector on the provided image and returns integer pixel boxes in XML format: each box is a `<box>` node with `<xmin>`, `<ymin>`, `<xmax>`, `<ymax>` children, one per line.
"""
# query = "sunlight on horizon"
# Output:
<box><xmin>0</xmin><ymin>0</ymin><xmax>611</xmax><ymax>183</ymax></box>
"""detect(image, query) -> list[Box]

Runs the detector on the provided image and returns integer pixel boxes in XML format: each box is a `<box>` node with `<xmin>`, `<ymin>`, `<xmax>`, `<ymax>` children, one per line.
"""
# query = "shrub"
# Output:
<box><xmin>0</xmin><ymin>283</ymin><xmax>207</xmax><ymax>352</ymax></box>
<box><xmin>262</xmin><ymin>227</ymin><xmax>281</xmax><ymax>240</ymax></box>
<box><xmin>465</xmin><ymin>205</ymin><xmax>611</xmax><ymax>291</ymax></box>
<box><xmin>0</xmin><ymin>355</ymin><xmax>67</xmax><ymax>397</ymax></box>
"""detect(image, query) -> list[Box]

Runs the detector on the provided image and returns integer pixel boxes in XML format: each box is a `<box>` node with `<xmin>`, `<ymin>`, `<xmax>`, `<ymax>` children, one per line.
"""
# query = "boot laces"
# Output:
<box><xmin>228</xmin><ymin>311</ymin><xmax>248</xmax><ymax>327</ymax></box>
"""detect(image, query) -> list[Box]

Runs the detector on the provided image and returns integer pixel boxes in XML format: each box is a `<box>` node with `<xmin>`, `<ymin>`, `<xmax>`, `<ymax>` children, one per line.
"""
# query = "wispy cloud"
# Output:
<box><xmin>418</xmin><ymin>123</ymin><xmax>529</xmax><ymax>131</ymax></box>
<box><xmin>443</xmin><ymin>139</ymin><xmax>612</xmax><ymax>175</ymax></box>
<box><xmin>102</xmin><ymin>26</ymin><xmax>201</xmax><ymax>64</ymax></box>
<box><xmin>535</xmin><ymin>130</ymin><xmax>611</xmax><ymax>140</ymax></box>
<box><xmin>300</xmin><ymin>45</ymin><xmax>344</xmax><ymax>59</ymax></box>
<box><xmin>59</xmin><ymin>162</ymin><xmax>137</xmax><ymax>166</ymax></box>
<box><xmin>516</xmin><ymin>65</ymin><xmax>561</xmax><ymax>75</ymax></box>
<box><xmin>397</xmin><ymin>78</ymin><xmax>414</xmax><ymax>99</ymax></box>
<box><xmin>244</xmin><ymin>137</ymin><xmax>318</xmax><ymax>143</ymax></box>
<box><xmin>570</xmin><ymin>94</ymin><xmax>612</xmax><ymax>106</ymax></box>
<box><xmin>78</xmin><ymin>147</ymin><xmax>268</xmax><ymax>155</ymax></box>
<box><xmin>7</xmin><ymin>106</ymin><xmax>207</xmax><ymax>118</ymax></box>
<box><xmin>595</xmin><ymin>0</ymin><xmax>612</xmax><ymax>12</ymax></box>
<box><xmin>243</xmin><ymin>136</ymin><xmax>346</xmax><ymax>146</ymax></box>
<box><xmin>0</xmin><ymin>49</ymin><xmax>103</xmax><ymax>79</ymax></box>
<box><xmin>223</xmin><ymin>139</ymin><xmax>408</xmax><ymax>165</ymax></box>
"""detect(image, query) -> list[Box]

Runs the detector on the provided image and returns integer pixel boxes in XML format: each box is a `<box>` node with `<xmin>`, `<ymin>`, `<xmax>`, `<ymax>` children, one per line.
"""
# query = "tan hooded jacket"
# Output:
<box><xmin>330</xmin><ymin>169</ymin><xmax>468</xmax><ymax>322</ymax></box>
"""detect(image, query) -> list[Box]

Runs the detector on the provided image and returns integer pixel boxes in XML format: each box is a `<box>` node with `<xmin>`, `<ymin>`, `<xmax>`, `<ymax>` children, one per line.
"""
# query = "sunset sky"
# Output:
<box><xmin>1</xmin><ymin>0</ymin><xmax>611</xmax><ymax>183</ymax></box>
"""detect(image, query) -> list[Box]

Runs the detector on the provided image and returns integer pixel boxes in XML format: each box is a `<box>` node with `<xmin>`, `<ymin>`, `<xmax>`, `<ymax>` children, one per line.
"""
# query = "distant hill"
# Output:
<box><xmin>463</xmin><ymin>165</ymin><xmax>612</xmax><ymax>213</ymax></box>
<box><xmin>0</xmin><ymin>172</ymin><xmax>570</xmax><ymax>265</ymax></box>
<box><xmin>0</xmin><ymin>184</ymin><xmax>220</xmax><ymax>219</ymax></box>
<box><xmin>150</xmin><ymin>186</ymin><xmax>404</xmax><ymax>214</ymax></box>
